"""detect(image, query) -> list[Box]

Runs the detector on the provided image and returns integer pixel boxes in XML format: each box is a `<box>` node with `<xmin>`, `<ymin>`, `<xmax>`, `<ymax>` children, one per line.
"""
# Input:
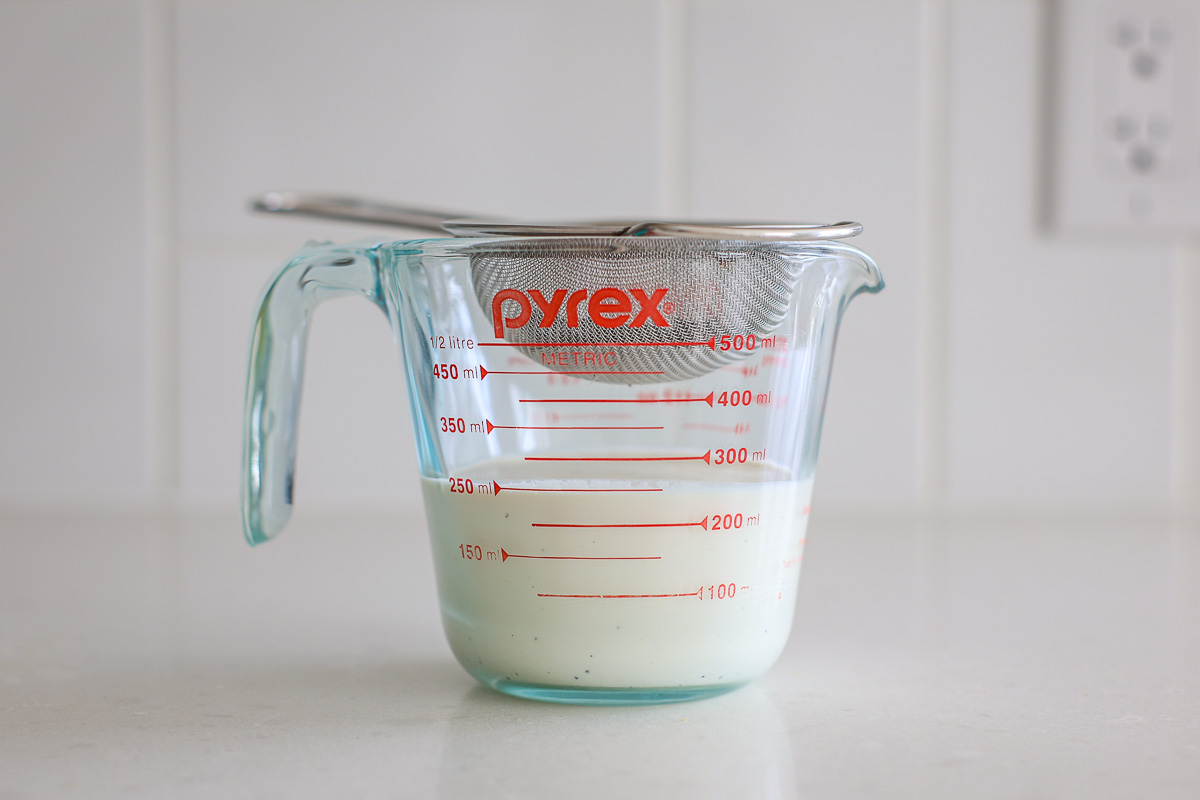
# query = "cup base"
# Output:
<box><xmin>470</xmin><ymin>671</ymin><xmax>747</xmax><ymax>706</ymax></box>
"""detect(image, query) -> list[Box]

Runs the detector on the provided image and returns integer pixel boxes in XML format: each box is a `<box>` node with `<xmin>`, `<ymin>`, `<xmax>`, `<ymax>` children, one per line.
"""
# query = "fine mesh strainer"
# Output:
<box><xmin>254</xmin><ymin>192</ymin><xmax>863</xmax><ymax>384</ymax></box>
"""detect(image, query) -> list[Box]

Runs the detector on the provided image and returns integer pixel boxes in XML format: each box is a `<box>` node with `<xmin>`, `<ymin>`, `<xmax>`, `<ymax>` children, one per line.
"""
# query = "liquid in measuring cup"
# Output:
<box><xmin>421</xmin><ymin>458</ymin><xmax>812</xmax><ymax>703</ymax></box>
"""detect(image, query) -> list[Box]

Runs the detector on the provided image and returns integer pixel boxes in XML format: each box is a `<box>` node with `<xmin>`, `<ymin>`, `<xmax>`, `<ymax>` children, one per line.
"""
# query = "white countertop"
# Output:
<box><xmin>2</xmin><ymin>509</ymin><xmax>1197</xmax><ymax>798</ymax></box>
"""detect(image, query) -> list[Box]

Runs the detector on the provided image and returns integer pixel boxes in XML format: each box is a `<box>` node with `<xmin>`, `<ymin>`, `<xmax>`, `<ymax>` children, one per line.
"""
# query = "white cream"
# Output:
<box><xmin>421</xmin><ymin>458</ymin><xmax>812</xmax><ymax>690</ymax></box>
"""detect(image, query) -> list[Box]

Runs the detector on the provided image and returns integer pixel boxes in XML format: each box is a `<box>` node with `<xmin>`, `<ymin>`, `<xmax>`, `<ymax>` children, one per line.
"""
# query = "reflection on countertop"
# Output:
<box><xmin>1</xmin><ymin>509</ymin><xmax>1197</xmax><ymax>798</ymax></box>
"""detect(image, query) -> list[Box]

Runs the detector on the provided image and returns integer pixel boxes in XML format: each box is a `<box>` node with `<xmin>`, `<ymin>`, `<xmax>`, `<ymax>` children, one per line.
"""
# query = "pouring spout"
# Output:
<box><xmin>829</xmin><ymin>242</ymin><xmax>884</xmax><ymax>300</ymax></box>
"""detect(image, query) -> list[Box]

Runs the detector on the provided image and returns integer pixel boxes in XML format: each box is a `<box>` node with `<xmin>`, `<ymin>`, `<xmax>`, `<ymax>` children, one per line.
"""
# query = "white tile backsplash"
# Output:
<box><xmin>0</xmin><ymin>0</ymin><xmax>1189</xmax><ymax>516</ymax></box>
<box><xmin>0</xmin><ymin>1</ymin><xmax>151</xmax><ymax>503</ymax></box>
<box><xmin>174</xmin><ymin>0</ymin><xmax>666</xmax><ymax>510</ymax></box>
<box><xmin>945</xmin><ymin>0</ymin><xmax>1174</xmax><ymax>508</ymax></box>
<box><xmin>176</xmin><ymin>250</ymin><xmax>262</xmax><ymax>507</ymax></box>
<box><xmin>689</xmin><ymin>0</ymin><xmax>925</xmax><ymax>506</ymax></box>
<box><xmin>175</xmin><ymin>0</ymin><xmax>664</xmax><ymax>245</ymax></box>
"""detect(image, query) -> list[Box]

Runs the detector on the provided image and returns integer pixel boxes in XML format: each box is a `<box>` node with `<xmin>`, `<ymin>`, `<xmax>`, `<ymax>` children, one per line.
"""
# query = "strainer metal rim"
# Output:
<box><xmin>252</xmin><ymin>193</ymin><xmax>863</xmax><ymax>242</ymax></box>
<box><xmin>442</xmin><ymin>219</ymin><xmax>862</xmax><ymax>241</ymax></box>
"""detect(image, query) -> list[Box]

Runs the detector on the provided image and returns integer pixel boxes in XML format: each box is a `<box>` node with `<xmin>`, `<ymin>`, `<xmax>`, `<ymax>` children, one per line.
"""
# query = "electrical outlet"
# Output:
<box><xmin>1055</xmin><ymin>0</ymin><xmax>1200</xmax><ymax>231</ymax></box>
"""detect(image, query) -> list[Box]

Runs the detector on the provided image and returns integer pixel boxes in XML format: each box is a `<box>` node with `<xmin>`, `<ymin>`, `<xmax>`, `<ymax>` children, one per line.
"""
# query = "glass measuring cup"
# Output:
<box><xmin>243</xmin><ymin>230</ymin><xmax>882</xmax><ymax>705</ymax></box>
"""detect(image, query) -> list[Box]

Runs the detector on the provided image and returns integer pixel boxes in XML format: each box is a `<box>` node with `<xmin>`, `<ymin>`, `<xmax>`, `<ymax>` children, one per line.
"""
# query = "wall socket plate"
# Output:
<box><xmin>1054</xmin><ymin>0</ymin><xmax>1200</xmax><ymax>232</ymax></box>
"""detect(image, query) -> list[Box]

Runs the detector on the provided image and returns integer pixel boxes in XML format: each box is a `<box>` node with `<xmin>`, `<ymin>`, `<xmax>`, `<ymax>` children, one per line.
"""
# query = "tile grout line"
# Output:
<box><xmin>143</xmin><ymin>0</ymin><xmax>179</xmax><ymax>509</ymax></box>
<box><xmin>916</xmin><ymin>0</ymin><xmax>951</xmax><ymax>512</ymax></box>
<box><xmin>1171</xmin><ymin>238</ymin><xmax>1200</xmax><ymax>518</ymax></box>
<box><xmin>913</xmin><ymin>0</ymin><xmax>951</xmax><ymax>644</ymax></box>
<box><xmin>658</xmin><ymin>0</ymin><xmax>690</xmax><ymax>217</ymax></box>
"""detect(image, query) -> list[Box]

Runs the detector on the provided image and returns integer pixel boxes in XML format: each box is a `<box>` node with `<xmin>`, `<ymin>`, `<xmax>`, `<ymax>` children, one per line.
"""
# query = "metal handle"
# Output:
<box><xmin>253</xmin><ymin>191</ymin><xmax>470</xmax><ymax>233</ymax></box>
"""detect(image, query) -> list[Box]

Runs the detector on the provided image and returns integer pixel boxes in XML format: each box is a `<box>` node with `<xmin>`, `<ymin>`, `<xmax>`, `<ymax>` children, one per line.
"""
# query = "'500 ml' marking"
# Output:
<box><xmin>718</xmin><ymin>334</ymin><xmax>756</xmax><ymax>351</ymax></box>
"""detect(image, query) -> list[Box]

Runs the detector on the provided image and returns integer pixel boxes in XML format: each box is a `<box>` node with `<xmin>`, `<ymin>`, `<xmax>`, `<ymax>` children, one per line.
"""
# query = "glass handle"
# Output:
<box><xmin>242</xmin><ymin>242</ymin><xmax>386</xmax><ymax>545</ymax></box>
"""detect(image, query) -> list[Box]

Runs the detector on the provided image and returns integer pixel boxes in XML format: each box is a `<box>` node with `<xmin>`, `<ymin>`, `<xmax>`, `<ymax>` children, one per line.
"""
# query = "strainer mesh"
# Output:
<box><xmin>469</xmin><ymin>238</ymin><xmax>800</xmax><ymax>384</ymax></box>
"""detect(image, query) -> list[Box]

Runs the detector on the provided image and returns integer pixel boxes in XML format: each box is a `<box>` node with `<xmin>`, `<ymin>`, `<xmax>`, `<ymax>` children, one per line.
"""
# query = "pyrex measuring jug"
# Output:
<box><xmin>243</xmin><ymin>208</ymin><xmax>882</xmax><ymax>705</ymax></box>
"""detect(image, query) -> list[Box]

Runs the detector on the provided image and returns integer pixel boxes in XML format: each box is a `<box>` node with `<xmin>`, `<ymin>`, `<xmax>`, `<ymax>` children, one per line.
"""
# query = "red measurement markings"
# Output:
<box><xmin>480</xmin><ymin>337</ymin><xmax>717</xmax><ymax>350</ymax></box>
<box><xmin>682</xmin><ymin>422</ymin><xmax>749</xmax><ymax>434</ymax></box>
<box><xmin>545</xmin><ymin>412</ymin><xmax>636</xmax><ymax>421</ymax></box>
<box><xmin>492</xmin><ymin>480</ymin><xmax>662</xmax><ymax>495</ymax></box>
<box><xmin>532</xmin><ymin>518</ymin><xmax>708</xmax><ymax>530</ymax></box>
<box><xmin>525</xmin><ymin>450</ymin><xmax>711</xmax><ymax>464</ymax></box>
<box><xmin>538</xmin><ymin>589</ymin><xmax>703</xmax><ymax>599</ymax></box>
<box><xmin>500</xmin><ymin>548</ymin><xmax>658</xmax><ymax>562</ymax></box>
<box><xmin>520</xmin><ymin>392</ymin><xmax>714</xmax><ymax>406</ymax></box>
<box><xmin>479</xmin><ymin>366</ymin><xmax>664</xmax><ymax>379</ymax></box>
<box><xmin>785</xmin><ymin>536</ymin><xmax>808</xmax><ymax>569</ymax></box>
<box><xmin>485</xmin><ymin>420</ymin><xmax>662</xmax><ymax>433</ymax></box>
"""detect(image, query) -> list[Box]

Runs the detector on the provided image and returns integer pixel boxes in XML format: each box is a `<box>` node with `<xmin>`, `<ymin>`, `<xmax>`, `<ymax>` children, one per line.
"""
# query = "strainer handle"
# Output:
<box><xmin>254</xmin><ymin>192</ymin><xmax>460</xmax><ymax>232</ymax></box>
<box><xmin>242</xmin><ymin>243</ymin><xmax>386</xmax><ymax>545</ymax></box>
